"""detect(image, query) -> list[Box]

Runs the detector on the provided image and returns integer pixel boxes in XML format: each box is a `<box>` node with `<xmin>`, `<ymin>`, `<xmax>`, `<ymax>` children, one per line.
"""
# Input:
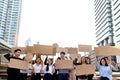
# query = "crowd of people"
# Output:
<box><xmin>4</xmin><ymin>49</ymin><xmax>119</xmax><ymax>80</ymax></box>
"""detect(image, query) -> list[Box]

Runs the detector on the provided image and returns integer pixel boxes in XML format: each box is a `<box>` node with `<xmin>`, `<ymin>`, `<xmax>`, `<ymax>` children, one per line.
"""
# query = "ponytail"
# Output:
<box><xmin>46</xmin><ymin>64</ymin><xmax>49</xmax><ymax>71</ymax></box>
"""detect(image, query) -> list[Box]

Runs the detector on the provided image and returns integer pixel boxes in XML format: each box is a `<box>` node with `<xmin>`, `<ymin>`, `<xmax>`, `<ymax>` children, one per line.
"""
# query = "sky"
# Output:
<box><xmin>18</xmin><ymin>0</ymin><xmax>96</xmax><ymax>48</ymax></box>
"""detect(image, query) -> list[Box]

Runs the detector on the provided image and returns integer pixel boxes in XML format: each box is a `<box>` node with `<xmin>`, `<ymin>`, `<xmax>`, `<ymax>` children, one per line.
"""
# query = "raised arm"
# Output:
<box><xmin>44</xmin><ymin>56</ymin><xmax>48</xmax><ymax>65</ymax></box>
<box><xmin>4</xmin><ymin>53</ymin><xmax>11</xmax><ymax>61</ymax></box>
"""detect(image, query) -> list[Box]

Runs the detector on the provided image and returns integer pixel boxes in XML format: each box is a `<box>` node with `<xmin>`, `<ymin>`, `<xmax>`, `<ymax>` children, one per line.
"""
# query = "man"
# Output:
<box><xmin>57</xmin><ymin>52</ymin><xmax>69</xmax><ymax>80</ymax></box>
<box><xmin>4</xmin><ymin>49</ymin><xmax>22</xmax><ymax>80</ymax></box>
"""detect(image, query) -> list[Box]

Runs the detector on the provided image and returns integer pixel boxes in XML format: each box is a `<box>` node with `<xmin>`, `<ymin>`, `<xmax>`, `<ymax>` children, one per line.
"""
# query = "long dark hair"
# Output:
<box><xmin>85</xmin><ymin>57</ymin><xmax>91</xmax><ymax>64</ymax></box>
<box><xmin>100</xmin><ymin>58</ymin><xmax>108</xmax><ymax>66</ymax></box>
<box><xmin>46</xmin><ymin>58</ymin><xmax>53</xmax><ymax>71</ymax></box>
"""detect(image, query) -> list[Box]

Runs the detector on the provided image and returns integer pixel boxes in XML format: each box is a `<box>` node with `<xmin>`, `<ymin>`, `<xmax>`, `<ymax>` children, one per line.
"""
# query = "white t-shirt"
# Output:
<box><xmin>20</xmin><ymin>69</ymin><xmax>28</xmax><ymax>73</ymax></box>
<box><xmin>43</xmin><ymin>65</ymin><xmax>54</xmax><ymax>74</ymax></box>
<box><xmin>33</xmin><ymin>63</ymin><xmax>42</xmax><ymax>73</ymax></box>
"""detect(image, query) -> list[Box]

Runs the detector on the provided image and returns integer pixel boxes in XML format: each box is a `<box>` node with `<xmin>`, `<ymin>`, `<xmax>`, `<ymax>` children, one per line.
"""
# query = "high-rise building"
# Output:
<box><xmin>0</xmin><ymin>0</ymin><xmax>9</xmax><ymax>39</ymax></box>
<box><xmin>94</xmin><ymin>0</ymin><xmax>114</xmax><ymax>46</ymax></box>
<box><xmin>0</xmin><ymin>0</ymin><xmax>22</xmax><ymax>47</ymax></box>
<box><xmin>111</xmin><ymin>0</ymin><xmax>120</xmax><ymax>46</ymax></box>
<box><xmin>94</xmin><ymin>0</ymin><xmax>117</xmax><ymax>62</ymax></box>
<box><xmin>111</xmin><ymin>0</ymin><xmax>120</xmax><ymax>63</ymax></box>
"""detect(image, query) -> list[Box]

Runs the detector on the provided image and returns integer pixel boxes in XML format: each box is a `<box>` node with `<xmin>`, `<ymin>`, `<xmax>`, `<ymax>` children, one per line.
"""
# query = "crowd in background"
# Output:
<box><xmin>4</xmin><ymin>49</ymin><xmax>120</xmax><ymax>80</ymax></box>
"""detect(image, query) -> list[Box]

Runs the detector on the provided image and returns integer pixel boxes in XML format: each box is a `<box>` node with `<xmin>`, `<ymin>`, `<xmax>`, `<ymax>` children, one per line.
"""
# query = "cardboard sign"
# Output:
<box><xmin>34</xmin><ymin>44</ymin><xmax>56</xmax><ymax>55</ymax></box>
<box><xmin>25</xmin><ymin>46</ymin><xmax>34</xmax><ymax>53</ymax></box>
<box><xmin>8</xmin><ymin>59</ymin><xmax>28</xmax><ymax>70</ymax></box>
<box><xmin>67</xmin><ymin>47</ymin><xmax>78</xmax><ymax>54</ymax></box>
<box><xmin>56</xmin><ymin>47</ymin><xmax>68</xmax><ymax>53</ymax></box>
<box><xmin>94</xmin><ymin>46</ymin><xmax>120</xmax><ymax>56</ymax></box>
<box><xmin>55</xmin><ymin>60</ymin><xmax>73</xmax><ymax>69</ymax></box>
<box><xmin>70</xmin><ymin>54</ymin><xmax>81</xmax><ymax>60</ymax></box>
<box><xmin>11</xmin><ymin>47</ymin><xmax>26</xmax><ymax>54</ymax></box>
<box><xmin>78</xmin><ymin>44</ymin><xmax>92</xmax><ymax>52</ymax></box>
<box><xmin>25</xmin><ymin>53</ymin><xmax>34</xmax><ymax>61</ymax></box>
<box><xmin>75</xmin><ymin>64</ymin><xmax>95</xmax><ymax>76</ymax></box>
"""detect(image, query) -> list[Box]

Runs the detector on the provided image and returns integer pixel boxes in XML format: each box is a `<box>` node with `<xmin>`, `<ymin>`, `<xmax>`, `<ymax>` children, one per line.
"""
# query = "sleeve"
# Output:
<box><xmin>96</xmin><ymin>62</ymin><xmax>100</xmax><ymax>70</ymax></box>
<box><xmin>111</xmin><ymin>65</ymin><xmax>118</xmax><ymax>71</ymax></box>
<box><xmin>4</xmin><ymin>53</ymin><xmax>11</xmax><ymax>61</ymax></box>
<box><xmin>44</xmin><ymin>57</ymin><xmax>48</xmax><ymax>65</ymax></box>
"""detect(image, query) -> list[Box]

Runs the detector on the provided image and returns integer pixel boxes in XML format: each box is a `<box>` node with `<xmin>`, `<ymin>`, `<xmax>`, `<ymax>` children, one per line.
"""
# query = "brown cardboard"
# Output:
<box><xmin>70</xmin><ymin>54</ymin><xmax>81</xmax><ymax>60</ymax></box>
<box><xmin>55</xmin><ymin>60</ymin><xmax>73</xmax><ymax>69</ymax></box>
<box><xmin>94</xmin><ymin>46</ymin><xmax>120</xmax><ymax>56</ymax></box>
<box><xmin>78</xmin><ymin>44</ymin><xmax>92</xmax><ymax>52</ymax></box>
<box><xmin>11</xmin><ymin>47</ymin><xmax>26</xmax><ymax>54</ymax></box>
<box><xmin>67</xmin><ymin>47</ymin><xmax>78</xmax><ymax>54</ymax></box>
<box><xmin>75</xmin><ymin>64</ymin><xmax>95</xmax><ymax>76</ymax></box>
<box><xmin>34</xmin><ymin>44</ymin><xmax>56</xmax><ymax>55</ymax></box>
<box><xmin>56</xmin><ymin>47</ymin><xmax>68</xmax><ymax>53</ymax></box>
<box><xmin>25</xmin><ymin>53</ymin><xmax>34</xmax><ymax>62</ymax></box>
<box><xmin>25</xmin><ymin>46</ymin><xmax>34</xmax><ymax>53</ymax></box>
<box><xmin>8</xmin><ymin>59</ymin><xmax>28</xmax><ymax>69</ymax></box>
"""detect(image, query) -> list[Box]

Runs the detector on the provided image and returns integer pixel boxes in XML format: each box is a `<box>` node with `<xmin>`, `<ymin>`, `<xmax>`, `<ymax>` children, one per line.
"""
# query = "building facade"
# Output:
<box><xmin>0</xmin><ymin>0</ymin><xmax>22</xmax><ymax>47</ymax></box>
<box><xmin>94</xmin><ymin>0</ymin><xmax>114</xmax><ymax>46</ymax></box>
<box><xmin>0</xmin><ymin>0</ymin><xmax>9</xmax><ymax>39</ymax></box>
<box><xmin>111</xmin><ymin>0</ymin><xmax>120</xmax><ymax>63</ymax></box>
<box><xmin>111</xmin><ymin>0</ymin><xmax>120</xmax><ymax>46</ymax></box>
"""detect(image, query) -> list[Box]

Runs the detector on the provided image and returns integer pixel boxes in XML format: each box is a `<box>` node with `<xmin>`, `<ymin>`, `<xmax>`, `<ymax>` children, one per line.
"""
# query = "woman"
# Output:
<box><xmin>75</xmin><ymin>56</ymin><xmax>88</xmax><ymax>80</ymax></box>
<box><xmin>43</xmin><ymin>58</ymin><xmax>55</xmax><ymax>80</ymax></box>
<box><xmin>31</xmin><ymin>57</ymin><xmax>43</xmax><ymax>80</ymax></box>
<box><xmin>96</xmin><ymin>57</ymin><xmax>112</xmax><ymax>80</ymax></box>
<box><xmin>85</xmin><ymin>57</ymin><xmax>94</xmax><ymax>80</ymax></box>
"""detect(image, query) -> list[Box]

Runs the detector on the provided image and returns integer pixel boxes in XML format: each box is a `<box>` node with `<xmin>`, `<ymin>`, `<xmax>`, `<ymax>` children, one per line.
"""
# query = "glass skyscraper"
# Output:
<box><xmin>0</xmin><ymin>0</ymin><xmax>22</xmax><ymax>47</ymax></box>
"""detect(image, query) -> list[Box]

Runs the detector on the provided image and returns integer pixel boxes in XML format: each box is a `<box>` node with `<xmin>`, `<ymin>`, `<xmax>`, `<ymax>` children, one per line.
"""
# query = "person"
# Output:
<box><xmin>96</xmin><ymin>57</ymin><xmax>112</xmax><ymax>80</ymax></box>
<box><xmin>20</xmin><ymin>57</ymin><xmax>28</xmax><ymax>80</ymax></box>
<box><xmin>44</xmin><ymin>55</ymin><xmax>48</xmax><ymax>65</ymax></box>
<box><xmin>31</xmin><ymin>57</ymin><xmax>43</xmax><ymax>80</ymax></box>
<box><xmin>76</xmin><ymin>56</ymin><xmax>88</xmax><ymax>80</ymax></box>
<box><xmin>43</xmin><ymin>58</ymin><xmax>55</xmax><ymax>80</ymax></box>
<box><xmin>105</xmin><ymin>57</ymin><xmax>118</xmax><ymax>71</ymax></box>
<box><xmin>44</xmin><ymin>56</ymin><xmax>58</xmax><ymax>80</ymax></box>
<box><xmin>85</xmin><ymin>57</ymin><xmax>94</xmax><ymax>80</ymax></box>
<box><xmin>69</xmin><ymin>55</ymin><xmax>81</xmax><ymax>80</ymax></box>
<box><xmin>4</xmin><ymin>49</ymin><xmax>22</xmax><ymax>80</ymax></box>
<box><xmin>104</xmin><ymin>57</ymin><xmax>118</xmax><ymax>80</ymax></box>
<box><xmin>57</xmin><ymin>52</ymin><xmax>69</xmax><ymax>80</ymax></box>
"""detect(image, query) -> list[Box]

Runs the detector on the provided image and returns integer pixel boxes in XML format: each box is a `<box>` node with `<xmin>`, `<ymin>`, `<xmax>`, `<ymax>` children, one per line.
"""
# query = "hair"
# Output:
<box><xmin>14</xmin><ymin>49</ymin><xmax>21</xmax><ymax>53</ymax></box>
<box><xmin>104</xmin><ymin>57</ymin><xmax>108</xmax><ymax>59</ymax></box>
<box><xmin>35</xmin><ymin>57</ymin><xmax>42</xmax><ymax>64</ymax></box>
<box><xmin>46</xmin><ymin>58</ymin><xmax>53</xmax><ymax>71</ymax></box>
<box><xmin>73</xmin><ymin>58</ymin><xmax>78</xmax><ymax>64</ymax></box>
<box><xmin>85</xmin><ymin>57</ymin><xmax>91</xmax><ymax>64</ymax></box>
<box><xmin>81</xmin><ymin>56</ymin><xmax>87</xmax><ymax>64</ymax></box>
<box><xmin>60</xmin><ymin>52</ymin><xmax>65</xmax><ymax>55</ymax></box>
<box><xmin>100</xmin><ymin>58</ymin><xmax>108</xmax><ymax>66</ymax></box>
<box><xmin>57</xmin><ymin>57</ymin><xmax>61</xmax><ymax>60</ymax></box>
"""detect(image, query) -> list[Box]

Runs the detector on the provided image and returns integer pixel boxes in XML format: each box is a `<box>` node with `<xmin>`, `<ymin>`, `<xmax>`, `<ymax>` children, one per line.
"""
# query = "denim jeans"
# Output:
<box><xmin>43</xmin><ymin>73</ymin><xmax>52</xmax><ymax>80</ymax></box>
<box><xmin>100</xmin><ymin>77</ymin><xmax>109</xmax><ymax>80</ymax></box>
<box><xmin>58</xmin><ymin>73</ymin><xmax>69</xmax><ymax>80</ymax></box>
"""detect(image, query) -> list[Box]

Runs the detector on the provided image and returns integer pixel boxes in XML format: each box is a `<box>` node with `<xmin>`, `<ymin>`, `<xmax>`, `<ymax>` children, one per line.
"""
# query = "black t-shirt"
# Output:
<box><xmin>4</xmin><ymin>54</ymin><xmax>22</xmax><ymax>75</ymax></box>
